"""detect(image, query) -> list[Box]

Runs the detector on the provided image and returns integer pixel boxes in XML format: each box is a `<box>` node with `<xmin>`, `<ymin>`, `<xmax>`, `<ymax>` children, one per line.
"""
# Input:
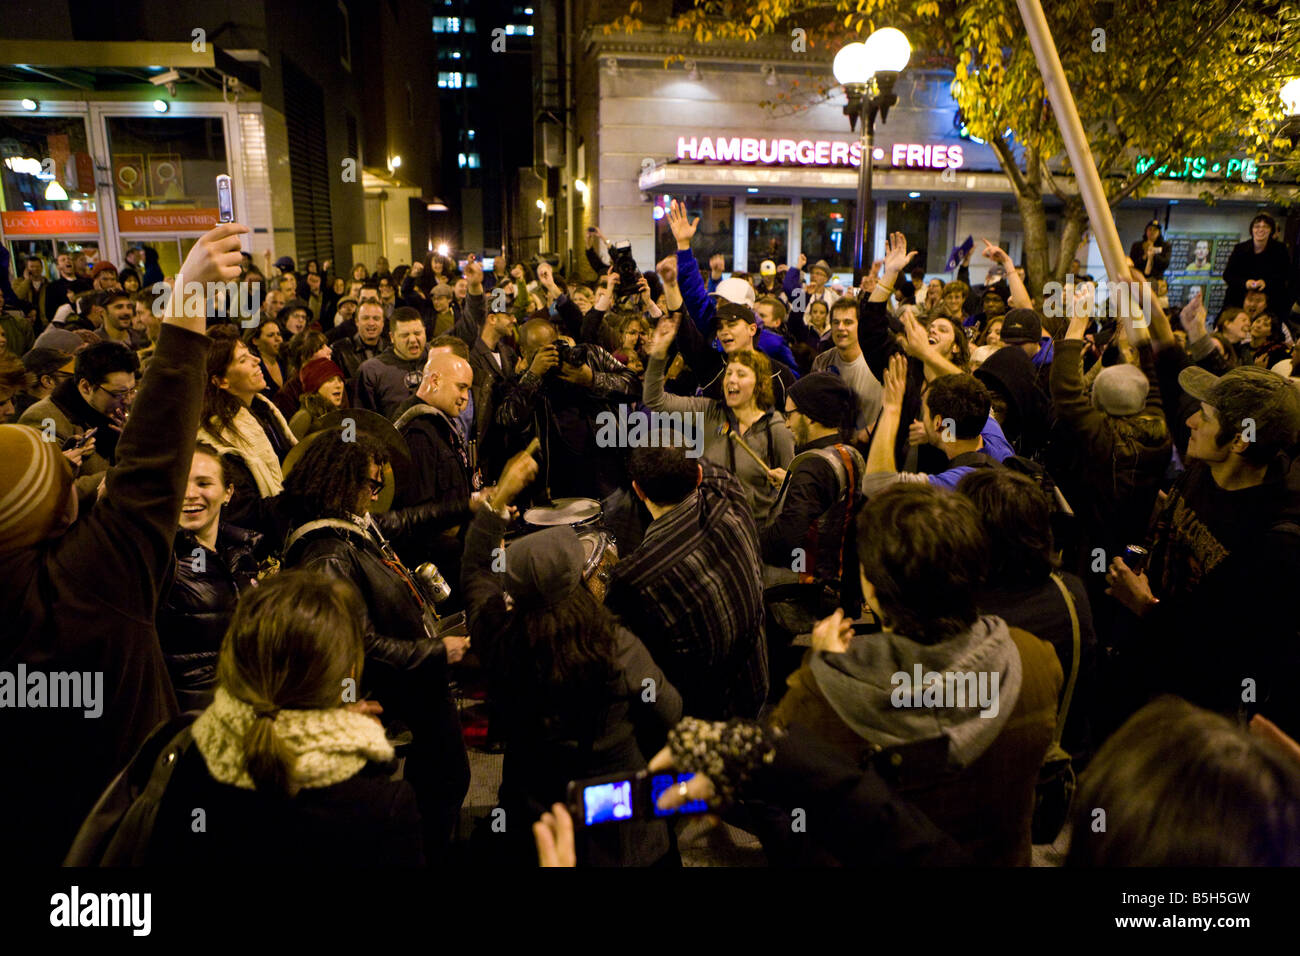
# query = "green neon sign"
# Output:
<box><xmin>1135</xmin><ymin>155</ymin><xmax>1258</xmax><ymax>182</ymax></box>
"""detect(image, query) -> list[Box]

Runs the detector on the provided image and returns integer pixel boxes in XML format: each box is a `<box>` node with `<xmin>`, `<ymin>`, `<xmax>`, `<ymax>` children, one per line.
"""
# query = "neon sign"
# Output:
<box><xmin>1134</xmin><ymin>155</ymin><xmax>1258</xmax><ymax>182</ymax></box>
<box><xmin>675</xmin><ymin>136</ymin><xmax>964</xmax><ymax>170</ymax></box>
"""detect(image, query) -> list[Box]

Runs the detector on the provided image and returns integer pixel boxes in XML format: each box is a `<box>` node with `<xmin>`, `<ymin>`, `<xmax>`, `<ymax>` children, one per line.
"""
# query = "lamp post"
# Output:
<box><xmin>1280</xmin><ymin>78</ymin><xmax>1300</xmax><ymax>148</ymax></box>
<box><xmin>834</xmin><ymin>28</ymin><xmax>910</xmax><ymax>282</ymax></box>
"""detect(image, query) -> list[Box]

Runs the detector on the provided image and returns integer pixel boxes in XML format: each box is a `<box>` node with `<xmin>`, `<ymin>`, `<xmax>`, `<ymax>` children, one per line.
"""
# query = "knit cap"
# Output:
<box><xmin>503</xmin><ymin>526</ymin><xmax>585</xmax><ymax>608</ymax></box>
<box><xmin>0</xmin><ymin>425</ymin><xmax>74</xmax><ymax>553</ymax></box>
<box><xmin>300</xmin><ymin>357</ymin><xmax>345</xmax><ymax>395</ymax></box>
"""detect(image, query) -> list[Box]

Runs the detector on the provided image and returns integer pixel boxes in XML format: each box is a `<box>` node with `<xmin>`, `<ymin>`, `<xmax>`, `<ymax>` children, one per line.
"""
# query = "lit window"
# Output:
<box><xmin>468</xmin><ymin>153</ymin><xmax>480</xmax><ymax>168</ymax></box>
<box><xmin>464</xmin><ymin>18</ymin><xmax>475</xmax><ymax>33</ymax></box>
<box><xmin>504</xmin><ymin>24</ymin><xmax>534</xmax><ymax>35</ymax></box>
<box><xmin>438</xmin><ymin>72</ymin><xmax>463</xmax><ymax>88</ymax></box>
<box><xmin>467</xmin><ymin>129</ymin><xmax>476</xmax><ymax>140</ymax></box>
<box><xmin>432</xmin><ymin>16</ymin><xmax>460</xmax><ymax>33</ymax></box>
<box><xmin>452</xmin><ymin>51</ymin><xmax>460</xmax><ymax>59</ymax></box>
<box><xmin>458</xmin><ymin>153</ymin><xmax>467</xmax><ymax>168</ymax></box>
<box><xmin>465</xmin><ymin>73</ymin><xmax>478</xmax><ymax>87</ymax></box>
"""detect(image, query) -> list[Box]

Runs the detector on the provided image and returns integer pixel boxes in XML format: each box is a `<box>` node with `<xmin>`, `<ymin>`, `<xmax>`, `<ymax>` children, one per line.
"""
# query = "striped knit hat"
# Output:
<box><xmin>0</xmin><ymin>425</ymin><xmax>74</xmax><ymax>553</ymax></box>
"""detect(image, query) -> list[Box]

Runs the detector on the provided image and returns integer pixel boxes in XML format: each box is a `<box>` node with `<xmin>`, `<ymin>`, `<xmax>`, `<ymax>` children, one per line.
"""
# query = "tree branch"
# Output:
<box><xmin>990</xmin><ymin>134</ymin><xmax>1030</xmax><ymax>197</ymax></box>
<box><xmin>1108</xmin><ymin>166</ymin><xmax>1160</xmax><ymax>207</ymax></box>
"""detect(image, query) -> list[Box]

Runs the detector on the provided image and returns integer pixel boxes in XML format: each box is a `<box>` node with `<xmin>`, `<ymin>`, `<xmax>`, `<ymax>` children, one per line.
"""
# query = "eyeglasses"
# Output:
<box><xmin>97</xmin><ymin>385</ymin><xmax>137</xmax><ymax>400</ymax></box>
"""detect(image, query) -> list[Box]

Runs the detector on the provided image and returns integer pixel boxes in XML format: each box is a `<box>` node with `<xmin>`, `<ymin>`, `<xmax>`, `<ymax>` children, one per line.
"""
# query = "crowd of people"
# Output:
<box><xmin>3</xmin><ymin>202</ymin><xmax>1300</xmax><ymax>869</ymax></box>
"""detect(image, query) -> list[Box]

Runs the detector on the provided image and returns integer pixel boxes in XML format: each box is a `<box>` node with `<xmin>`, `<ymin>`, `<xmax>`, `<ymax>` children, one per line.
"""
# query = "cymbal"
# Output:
<box><xmin>281</xmin><ymin>409</ymin><xmax>412</xmax><ymax>513</ymax></box>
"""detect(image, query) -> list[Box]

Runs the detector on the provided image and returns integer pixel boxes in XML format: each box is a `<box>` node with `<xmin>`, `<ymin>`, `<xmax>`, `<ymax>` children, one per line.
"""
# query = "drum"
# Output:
<box><xmin>577</xmin><ymin>530</ymin><xmax>619</xmax><ymax>603</ymax></box>
<box><xmin>522</xmin><ymin>497</ymin><xmax>603</xmax><ymax>531</ymax></box>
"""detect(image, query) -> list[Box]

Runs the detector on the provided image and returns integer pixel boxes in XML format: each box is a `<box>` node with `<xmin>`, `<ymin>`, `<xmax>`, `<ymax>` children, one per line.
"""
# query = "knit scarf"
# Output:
<box><xmin>199</xmin><ymin>397</ymin><xmax>295</xmax><ymax>496</ymax></box>
<box><xmin>192</xmin><ymin>686</ymin><xmax>395</xmax><ymax>791</ymax></box>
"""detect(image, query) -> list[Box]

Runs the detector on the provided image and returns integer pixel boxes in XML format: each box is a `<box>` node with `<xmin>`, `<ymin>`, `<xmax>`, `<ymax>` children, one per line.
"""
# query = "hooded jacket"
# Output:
<box><xmin>975</xmin><ymin>344</ymin><xmax>1053</xmax><ymax>460</ymax></box>
<box><xmin>1050</xmin><ymin>338</ymin><xmax>1171</xmax><ymax>554</ymax></box>
<box><xmin>771</xmin><ymin>615</ymin><xmax>1062</xmax><ymax>865</ymax></box>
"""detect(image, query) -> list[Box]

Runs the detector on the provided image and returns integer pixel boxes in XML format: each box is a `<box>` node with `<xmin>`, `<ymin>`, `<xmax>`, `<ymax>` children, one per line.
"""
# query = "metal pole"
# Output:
<box><xmin>852</xmin><ymin>96</ymin><xmax>871</xmax><ymax>280</ymax></box>
<box><xmin>863</xmin><ymin>119</ymin><xmax>875</xmax><ymax>281</ymax></box>
<box><xmin>1014</xmin><ymin>0</ymin><xmax>1144</xmax><ymax>328</ymax></box>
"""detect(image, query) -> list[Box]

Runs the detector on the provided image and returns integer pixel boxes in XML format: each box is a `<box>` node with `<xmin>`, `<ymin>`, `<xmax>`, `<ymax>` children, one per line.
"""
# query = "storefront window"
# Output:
<box><xmin>653</xmin><ymin>194</ymin><xmax>734</xmax><ymax>267</ymax></box>
<box><xmin>801</xmin><ymin>198</ymin><xmax>857</xmax><ymax>271</ymax></box>
<box><xmin>887</xmin><ymin>199</ymin><xmax>957</xmax><ymax>274</ymax></box>
<box><xmin>105</xmin><ymin>116</ymin><xmax>229</xmax><ymax>237</ymax></box>
<box><xmin>0</xmin><ymin>114</ymin><xmax>99</xmax><ymax>252</ymax></box>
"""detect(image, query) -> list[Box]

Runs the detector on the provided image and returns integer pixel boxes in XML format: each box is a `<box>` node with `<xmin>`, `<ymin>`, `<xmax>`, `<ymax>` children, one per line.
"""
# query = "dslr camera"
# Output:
<box><xmin>609</xmin><ymin>240</ymin><xmax>641</xmax><ymax>298</ymax></box>
<box><xmin>554</xmin><ymin>340</ymin><xmax>589</xmax><ymax>368</ymax></box>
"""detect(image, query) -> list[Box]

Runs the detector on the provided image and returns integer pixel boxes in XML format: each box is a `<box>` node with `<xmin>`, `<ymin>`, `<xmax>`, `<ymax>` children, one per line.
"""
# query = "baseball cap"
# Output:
<box><xmin>714</xmin><ymin>302</ymin><xmax>757</xmax><ymax>327</ymax></box>
<box><xmin>1179</xmin><ymin>364</ymin><xmax>1300</xmax><ymax>452</ymax></box>
<box><xmin>760</xmin><ymin>260</ymin><xmax>776</xmax><ymax>277</ymax></box>
<box><xmin>709</xmin><ymin>276</ymin><xmax>756</xmax><ymax>307</ymax></box>
<box><xmin>999</xmin><ymin>308</ymin><xmax>1043</xmax><ymax>345</ymax></box>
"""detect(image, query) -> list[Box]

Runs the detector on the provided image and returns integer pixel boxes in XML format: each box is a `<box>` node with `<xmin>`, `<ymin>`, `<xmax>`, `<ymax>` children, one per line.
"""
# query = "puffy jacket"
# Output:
<box><xmin>157</xmin><ymin>524</ymin><xmax>263</xmax><ymax>711</ymax></box>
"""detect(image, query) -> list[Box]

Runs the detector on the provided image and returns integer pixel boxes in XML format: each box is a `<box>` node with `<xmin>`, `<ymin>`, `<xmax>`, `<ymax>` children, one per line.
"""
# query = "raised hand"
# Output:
<box><xmin>981</xmin><ymin>237</ymin><xmax>1010</xmax><ymax>265</ymax></box>
<box><xmin>882</xmin><ymin>351</ymin><xmax>909</xmax><ymax>410</ymax></box>
<box><xmin>647</xmin><ymin>314</ymin><xmax>680</xmax><ymax>359</ymax></box>
<box><xmin>667</xmin><ymin>199</ymin><xmax>699</xmax><ymax>250</ymax></box>
<box><xmin>881</xmin><ymin>232</ymin><xmax>917</xmax><ymax>275</ymax></box>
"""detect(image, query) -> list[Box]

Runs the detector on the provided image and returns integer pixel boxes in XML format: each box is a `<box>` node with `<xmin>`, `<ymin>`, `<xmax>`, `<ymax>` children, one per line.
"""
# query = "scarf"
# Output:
<box><xmin>193</xmin><ymin>686</ymin><xmax>394</xmax><ymax>791</ymax></box>
<box><xmin>200</xmin><ymin>396</ymin><xmax>295</xmax><ymax>496</ymax></box>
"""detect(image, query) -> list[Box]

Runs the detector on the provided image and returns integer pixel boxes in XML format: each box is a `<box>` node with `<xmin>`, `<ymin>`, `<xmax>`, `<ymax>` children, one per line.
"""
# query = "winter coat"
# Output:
<box><xmin>770</xmin><ymin>616</ymin><xmax>1062</xmax><ymax>865</ymax></box>
<box><xmin>1050</xmin><ymin>338</ymin><xmax>1171</xmax><ymax>554</ymax></box>
<box><xmin>0</xmin><ymin>324</ymin><xmax>208</xmax><ymax>864</ymax></box>
<box><xmin>643</xmin><ymin>354</ymin><xmax>795</xmax><ymax>521</ymax></box>
<box><xmin>18</xmin><ymin>381</ymin><xmax>115</xmax><ymax>498</ymax></box>
<box><xmin>156</xmin><ymin>524</ymin><xmax>263</xmax><ymax>712</ymax></box>
<box><xmin>1223</xmin><ymin>237</ymin><xmax>1291</xmax><ymax>314</ymax></box>
<box><xmin>199</xmin><ymin>395</ymin><xmax>296</xmax><ymax>504</ymax></box>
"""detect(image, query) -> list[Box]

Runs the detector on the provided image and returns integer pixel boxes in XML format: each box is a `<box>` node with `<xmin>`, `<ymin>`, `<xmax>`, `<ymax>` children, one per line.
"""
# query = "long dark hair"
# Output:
<box><xmin>202</xmin><ymin>327</ymin><xmax>248</xmax><ymax>439</ymax></box>
<box><xmin>514</xmin><ymin>587</ymin><xmax>618</xmax><ymax>699</ymax></box>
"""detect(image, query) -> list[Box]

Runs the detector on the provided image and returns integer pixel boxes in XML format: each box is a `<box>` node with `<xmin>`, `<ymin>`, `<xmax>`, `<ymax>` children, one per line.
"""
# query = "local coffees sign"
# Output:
<box><xmin>675</xmin><ymin>136</ymin><xmax>965</xmax><ymax>170</ymax></box>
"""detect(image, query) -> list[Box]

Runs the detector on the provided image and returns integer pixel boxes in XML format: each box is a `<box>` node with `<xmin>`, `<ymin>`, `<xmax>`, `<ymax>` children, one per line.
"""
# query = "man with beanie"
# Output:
<box><xmin>0</xmin><ymin>221</ymin><xmax>248</xmax><ymax>864</ymax></box>
<box><xmin>762</xmin><ymin>374</ymin><xmax>868</xmax><ymax>676</ymax></box>
<box><xmin>605</xmin><ymin>439</ymin><xmax>767</xmax><ymax>720</ymax></box>
<box><xmin>1051</xmin><ymin>308</ymin><xmax>1170</xmax><ymax>566</ymax></box>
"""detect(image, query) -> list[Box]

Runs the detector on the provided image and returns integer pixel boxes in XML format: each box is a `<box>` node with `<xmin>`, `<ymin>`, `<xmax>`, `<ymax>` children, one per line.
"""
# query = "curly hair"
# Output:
<box><xmin>282</xmin><ymin>429</ymin><xmax>387</xmax><ymax>524</ymax></box>
<box><xmin>927</xmin><ymin>315</ymin><xmax>971</xmax><ymax>370</ymax></box>
<box><xmin>726</xmin><ymin>349</ymin><xmax>775</xmax><ymax>410</ymax></box>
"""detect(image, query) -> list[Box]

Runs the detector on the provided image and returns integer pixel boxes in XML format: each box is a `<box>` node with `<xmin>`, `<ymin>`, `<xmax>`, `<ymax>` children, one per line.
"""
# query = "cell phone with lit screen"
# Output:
<box><xmin>566</xmin><ymin>770</ymin><xmax>709</xmax><ymax>826</ymax></box>
<box><xmin>216</xmin><ymin>174</ymin><xmax>234</xmax><ymax>222</ymax></box>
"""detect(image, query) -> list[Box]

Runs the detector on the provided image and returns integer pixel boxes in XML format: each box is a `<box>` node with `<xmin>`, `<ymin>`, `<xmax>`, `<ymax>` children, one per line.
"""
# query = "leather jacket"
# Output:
<box><xmin>157</xmin><ymin>524</ymin><xmax>263</xmax><ymax>711</ymax></box>
<box><xmin>280</xmin><ymin>501</ymin><xmax>468</xmax><ymax>678</ymax></box>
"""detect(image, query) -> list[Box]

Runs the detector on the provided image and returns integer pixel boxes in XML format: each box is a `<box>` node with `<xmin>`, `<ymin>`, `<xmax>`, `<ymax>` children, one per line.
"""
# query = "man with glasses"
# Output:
<box><xmin>12</xmin><ymin>348</ymin><xmax>74</xmax><ymax>419</ymax></box>
<box><xmin>19</xmin><ymin>341</ymin><xmax>139</xmax><ymax>491</ymax></box>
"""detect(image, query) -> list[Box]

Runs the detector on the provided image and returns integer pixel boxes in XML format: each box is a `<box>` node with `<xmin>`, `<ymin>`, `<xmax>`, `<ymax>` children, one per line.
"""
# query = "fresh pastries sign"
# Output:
<box><xmin>675</xmin><ymin>136</ymin><xmax>964</xmax><ymax>169</ymax></box>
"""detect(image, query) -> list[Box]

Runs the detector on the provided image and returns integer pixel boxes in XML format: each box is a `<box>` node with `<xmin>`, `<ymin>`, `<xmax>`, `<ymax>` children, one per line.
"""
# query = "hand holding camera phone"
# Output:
<box><xmin>216</xmin><ymin>174</ymin><xmax>234</xmax><ymax>223</ymax></box>
<box><xmin>566</xmin><ymin>770</ymin><xmax>709</xmax><ymax>827</ymax></box>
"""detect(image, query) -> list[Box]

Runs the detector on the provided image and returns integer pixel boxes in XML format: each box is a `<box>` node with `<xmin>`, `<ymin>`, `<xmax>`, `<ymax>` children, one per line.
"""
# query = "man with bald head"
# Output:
<box><xmin>495</xmin><ymin>316</ymin><xmax>640</xmax><ymax>503</ymax></box>
<box><xmin>393</xmin><ymin>345</ymin><xmax>483</xmax><ymax>597</ymax></box>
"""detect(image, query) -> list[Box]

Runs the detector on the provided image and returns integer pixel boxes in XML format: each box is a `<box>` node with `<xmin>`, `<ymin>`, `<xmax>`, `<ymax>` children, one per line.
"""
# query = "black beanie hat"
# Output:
<box><xmin>787</xmin><ymin>372</ymin><xmax>857</xmax><ymax>428</ymax></box>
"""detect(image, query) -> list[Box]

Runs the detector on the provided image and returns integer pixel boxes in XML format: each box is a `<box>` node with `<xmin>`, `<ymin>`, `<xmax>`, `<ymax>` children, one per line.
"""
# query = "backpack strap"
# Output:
<box><xmin>1047</xmin><ymin>572</ymin><xmax>1081</xmax><ymax>754</ymax></box>
<box><xmin>283</xmin><ymin>517</ymin><xmax>369</xmax><ymax>560</ymax></box>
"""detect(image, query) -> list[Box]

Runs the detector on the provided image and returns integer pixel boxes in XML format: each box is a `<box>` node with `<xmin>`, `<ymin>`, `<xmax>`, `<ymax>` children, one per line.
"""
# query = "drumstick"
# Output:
<box><xmin>721</xmin><ymin>423</ymin><xmax>781</xmax><ymax>484</ymax></box>
<box><xmin>524</xmin><ymin>437</ymin><xmax>541</xmax><ymax>458</ymax></box>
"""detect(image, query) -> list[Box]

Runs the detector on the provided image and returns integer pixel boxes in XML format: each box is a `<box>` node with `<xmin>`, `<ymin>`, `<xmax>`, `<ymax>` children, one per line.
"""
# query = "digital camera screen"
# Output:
<box><xmin>582</xmin><ymin>780</ymin><xmax>635</xmax><ymax>825</ymax></box>
<box><xmin>650</xmin><ymin>773</ymin><xmax>709</xmax><ymax>817</ymax></box>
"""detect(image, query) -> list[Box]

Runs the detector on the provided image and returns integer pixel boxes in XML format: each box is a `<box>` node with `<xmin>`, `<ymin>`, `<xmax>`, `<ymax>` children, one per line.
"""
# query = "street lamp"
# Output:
<box><xmin>835</xmin><ymin>27</ymin><xmax>910</xmax><ymax>280</ymax></box>
<box><xmin>1280</xmin><ymin>78</ymin><xmax>1300</xmax><ymax>148</ymax></box>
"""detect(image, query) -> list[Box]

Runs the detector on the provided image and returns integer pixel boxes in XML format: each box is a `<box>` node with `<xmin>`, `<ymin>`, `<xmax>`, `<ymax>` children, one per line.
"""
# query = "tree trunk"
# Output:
<box><xmin>1054</xmin><ymin>197</ymin><xmax>1089</xmax><ymax>286</ymax></box>
<box><xmin>1017</xmin><ymin>193</ymin><xmax>1050</xmax><ymax>306</ymax></box>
